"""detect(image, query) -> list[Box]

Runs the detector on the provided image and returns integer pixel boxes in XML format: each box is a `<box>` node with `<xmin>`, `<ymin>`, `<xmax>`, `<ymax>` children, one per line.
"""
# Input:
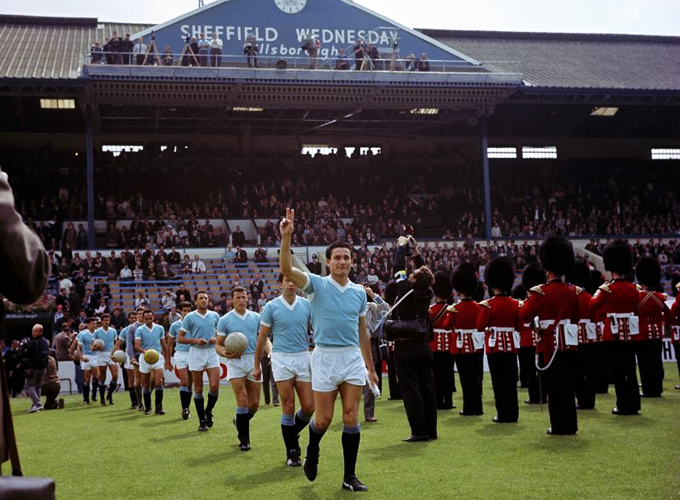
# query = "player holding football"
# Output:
<box><xmin>178</xmin><ymin>292</ymin><xmax>221</xmax><ymax>432</ymax></box>
<box><xmin>167</xmin><ymin>301</ymin><xmax>194</xmax><ymax>420</ymax></box>
<box><xmin>93</xmin><ymin>313</ymin><xmax>119</xmax><ymax>406</ymax></box>
<box><xmin>254</xmin><ymin>274</ymin><xmax>314</xmax><ymax>466</ymax></box>
<box><xmin>113</xmin><ymin>311</ymin><xmax>140</xmax><ymax>409</ymax></box>
<box><xmin>280</xmin><ymin>208</ymin><xmax>379</xmax><ymax>492</ymax></box>
<box><xmin>216</xmin><ymin>286</ymin><xmax>262</xmax><ymax>451</ymax></box>
<box><xmin>134</xmin><ymin>310</ymin><xmax>168</xmax><ymax>416</ymax></box>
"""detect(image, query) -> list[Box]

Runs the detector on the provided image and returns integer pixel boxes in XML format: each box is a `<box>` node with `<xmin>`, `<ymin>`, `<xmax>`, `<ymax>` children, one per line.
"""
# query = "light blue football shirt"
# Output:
<box><xmin>180</xmin><ymin>310</ymin><xmax>220</xmax><ymax>350</ymax></box>
<box><xmin>134</xmin><ymin>323</ymin><xmax>165</xmax><ymax>352</ymax></box>
<box><xmin>260</xmin><ymin>295</ymin><xmax>311</xmax><ymax>353</ymax></box>
<box><xmin>77</xmin><ymin>330</ymin><xmax>95</xmax><ymax>356</ymax></box>
<box><xmin>93</xmin><ymin>327</ymin><xmax>117</xmax><ymax>351</ymax></box>
<box><xmin>302</xmin><ymin>272</ymin><xmax>367</xmax><ymax>348</ymax></box>
<box><xmin>217</xmin><ymin>309</ymin><xmax>261</xmax><ymax>354</ymax></box>
<box><xmin>168</xmin><ymin>319</ymin><xmax>189</xmax><ymax>352</ymax></box>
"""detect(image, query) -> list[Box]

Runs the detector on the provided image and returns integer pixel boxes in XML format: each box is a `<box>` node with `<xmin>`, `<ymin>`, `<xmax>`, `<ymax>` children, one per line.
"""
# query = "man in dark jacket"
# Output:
<box><xmin>390</xmin><ymin>236</ymin><xmax>438</xmax><ymax>442</ymax></box>
<box><xmin>23</xmin><ymin>324</ymin><xmax>50</xmax><ymax>413</ymax></box>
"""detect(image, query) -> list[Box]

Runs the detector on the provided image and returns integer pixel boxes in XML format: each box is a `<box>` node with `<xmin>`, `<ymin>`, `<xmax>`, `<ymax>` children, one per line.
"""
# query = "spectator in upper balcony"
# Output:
<box><xmin>168</xmin><ymin>247</ymin><xmax>181</xmax><ymax>265</ymax></box>
<box><xmin>335</xmin><ymin>48</ymin><xmax>350</xmax><ymax>70</ymax></box>
<box><xmin>179</xmin><ymin>254</ymin><xmax>192</xmax><ymax>274</ymax></box>
<box><xmin>210</xmin><ymin>32</ymin><xmax>223</xmax><ymax>67</ymax></box>
<box><xmin>232</xmin><ymin>225</ymin><xmax>246</xmax><ymax>247</ymax></box>
<box><xmin>161</xmin><ymin>45</ymin><xmax>174</xmax><ymax>66</ymax></box>
<box><xmin>63</xmin><ymin>222</ymin><xmax>77</xmax><ymax>251</ymax></box>
<box><xmin>133</xmin><ymin>37</ymin><xmax>148</xmax><ymax>65</ymax></box>
<box><xmin>191</xmin><ymin>254</ymin><xmax>206</xmax><ymax>274</ymax></box>
<box><xmin>197</xmin><ymin>33</ymin><xmax>210</xmax><ymax>66</ymax></box>
<box><xmin>91</xmin><ymin>42</ymin><xmax>104</xmax><ymax>64</ymax></box>
<box><xmin>120</xmin><ymin>263</ymin><xmax>133</xmax><ymax>282</ymax></box>
<box><xmin>121</xmin><ymin>33</ymin><xmax>134</xmax><ymax>64</ymax></box>
<box><xmin>404</xmin><ymin>53</ymin><xmax>417</xmax><ymax>71</ymax></box>
<box><xmin>418</xmin><ymin>53</ymin><xmax>430</xmax><ymax>72</ymax></box>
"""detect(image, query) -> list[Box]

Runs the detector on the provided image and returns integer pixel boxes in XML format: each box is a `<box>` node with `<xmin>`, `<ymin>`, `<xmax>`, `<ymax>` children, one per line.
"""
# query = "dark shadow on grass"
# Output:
<box><xmin>149</xmin><ymin>431</ymin><xmax>198</xmax><ymax>442</ymax></box>
<box><xmin>186</xmin><ymin>445</ymin><xmax>248</xmax><ymax>467</ymax></box>
<box><xmin>224</xmin><ymin>464</ymin><xmax>301</xmax><ymax>491</ymax></box>
<box><xmin>363</xmin><ymin>439</ymin><xmax>430</xmax><ymax>461</ymax></box>
<box><xmin>474</xmin><ymin>421</ymin><xmax>523</xmax><ymax>437</ymax></box>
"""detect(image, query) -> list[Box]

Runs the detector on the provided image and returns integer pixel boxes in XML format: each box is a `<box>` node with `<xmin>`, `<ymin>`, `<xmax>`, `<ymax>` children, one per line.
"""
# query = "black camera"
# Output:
<box><xmin>183</xmin><ymin>35</ymin><xmax>191</xmax><ymax>43</ymax></box>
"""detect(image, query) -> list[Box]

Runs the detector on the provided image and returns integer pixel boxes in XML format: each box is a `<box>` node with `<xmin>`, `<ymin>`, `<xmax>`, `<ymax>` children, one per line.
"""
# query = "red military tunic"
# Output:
<box><xmin>635</xmin><ymin>290</ymin><xmax>670</xmax><ymax>342</ymax></box>
<box><xmin>589</xmin><ymin>279</ymin><xmax>639</xmax><ymax>342</ymax></box>
<box><xmin>476</xmin><ymin>295</ymin><xmax>522</xmax><ymax>354</ymax></box>
<box><xmin>445</xmin><ymin>299</ymin><xmax>483</xmax><ymax>354</ymax></box>
<box><xmin>521</xmin><ymin>280</ymin><xmax>581</xmax><ymax>355</ymax></box>
<box><xmin>429</xmin><ymin>302</ymin><xmax>456</xmax><ymax>354</ymax></box>
<box><xmin>575</xmin><ymin>289</ymin><xmax>596</xmax><ymax>345</ymax></box>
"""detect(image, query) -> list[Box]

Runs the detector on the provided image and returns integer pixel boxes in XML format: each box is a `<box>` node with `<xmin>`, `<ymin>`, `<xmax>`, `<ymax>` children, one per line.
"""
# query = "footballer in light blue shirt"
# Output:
<box><xmin>134</xmin><ymin>310</ymin><xmax>168</xmax><ymax>415</ymax></box>
<box><xmin>93</xmin><ymin>313</ymin><xmax>119</xmax><ymax>405</ymax></box>
<box><xmin>179</xmin><ymin>292</ymin><xmax>221</xmax><ymax>431</ymax></box>
<box><xmin>279</xmin><ymin>208</ymin><xmax>378</xmax><ymax>491</ymax></box>
<box><xmin>76</xmin><ymin>317</ymin><xmax>98</xmax><ymax>404</ymax></box>
<box><xmin>216</xmin><ymin>287</ymin><xmax>262</xmax><ymax>450</ymax></box>
<box><xmin>254</xmin><ymin>273</ymin><xmax>314</xmax><ymax>466</ymax></box>
<box><xmin>166</xmin><ymin>301</ymin><xmax>194</xmax><ymax>418</ymax></box>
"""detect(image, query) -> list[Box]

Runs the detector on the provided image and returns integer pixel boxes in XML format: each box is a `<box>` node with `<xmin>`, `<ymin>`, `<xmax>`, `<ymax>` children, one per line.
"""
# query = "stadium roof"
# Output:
<box><xmin>0</xmin><ymin>15</ymin><xmax>150</xmax><ymax>79</ymax></box>
<box><xmin>423</xmin><ymin>29</ymin><xmax>680</xmax><ymax>91</ymax></box>
<box><xmin>0</xmin><ymin>14</ymin><xmax>678</xmax><ymax>93</ymax></box>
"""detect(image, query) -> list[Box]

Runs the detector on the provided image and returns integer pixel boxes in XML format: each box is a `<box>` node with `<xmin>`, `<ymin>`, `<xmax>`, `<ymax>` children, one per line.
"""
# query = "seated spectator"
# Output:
<box><xmin>307</xmin><ymin>254</ymin><xmax>321</xmax><ymax>275</ymax></box>
<box><xmin>133</xmin><ymin>265</ymin><xmax>144</xmax><ymax>284</ymax></box>
<box><xmin>254</xmin><ymin>244</ymin><xmax>267</xmax><ymax>263</ymax></box>
<box><xmin>232</xmin><ymin>225</ymin><xmax>246</xmax><ymax>247</ymax></box>
<box><xmin>179</xmin><ymin>254</ymin><xmax>192</xmax><ymax>274</ymax></box>
<box><xmin>191</xmin><ymin>254</ymin><xmax>206</xmax><ymax>274</ymax></box>
<box><xmin>222</xmin><ymin>244</ymin><xmax>236</xmax><ymax>263</ymax></box>
<box><xmin>160</xmin><ymin>288</ymin><xmax>177</xmax><ymax>314</ymax></box>
<box><xmin>94</xmin><ymin>298</ymin><xmax>110</xmax><ymax>317</ymax></box>
<box><xmin>168</xmin><ymin>247</ymin><xmax>181</xmax><ymax>265</ymax></box>
<box><xmin>234</xmin><ymin>246</ymin><xmax>248</xmax><ymax>265</ymax></box>
<box><xmin>135</xmin><ymin>290</ymin><xmax>151</xmax><ymax>310</ymax></box>
<box><xmin>155</xmin><ymin>260</ymin><xmax>175</xmax><ymax>281</ymax></box>
<box><xmin>120</xmin><ymin>263</ymin><xmax>133</xmax><ymax>281</ymax></box>
<box><xmin>110</xmin><ymin>307</ymin><xmax>128</xmax><ymax>330</ymax></box>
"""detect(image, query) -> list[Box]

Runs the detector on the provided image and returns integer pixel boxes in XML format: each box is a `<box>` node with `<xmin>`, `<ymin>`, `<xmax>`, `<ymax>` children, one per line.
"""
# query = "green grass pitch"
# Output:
<box><xmin>9</xmin><ymin>372</ymin><xmax>680</xmax><ymax>500</ymax></box>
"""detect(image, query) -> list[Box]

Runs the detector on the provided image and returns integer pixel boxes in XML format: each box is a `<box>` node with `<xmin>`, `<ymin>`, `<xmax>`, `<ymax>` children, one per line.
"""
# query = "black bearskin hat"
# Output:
<box><xmin>521</xmin><ymin>262</ymin><xmax>546</xmax><ymax>290</ymax></box>
<box><xmin>450</xmin><ymin>262</ymin><xmax>478</xmax><ymax>297</ymax></box>
<box><xmin>602</xmin><ymin>239</ymin><xmax>633</xmax><ymax>275</ymax></box>
<box><xmin>432</xmin><ymin>271</ymin><xmax>453</xmax><ymax>299</ymax></box>
<box><xmin>635</xmin><ymin>256</ymin><xmax>661</xmax><ymax>289</ymax></box>
<box><xmin>566</xmin><ymin>257</ymin><xmax>590</xmax><ymax>289</ymax></box>
<box><xmin>484</xmin><ymin>257</ymin><xmax>515</xmax><ymax>295</ymax></box>
<box><xmin>539</xmin><ymin>237</ymin><xmax>574</xmax><ymax>276</ymax></box>
<box><xmin>511</xmin><ymin>284</ymin><xmax>527</xmax><ymax>301</ymax></box>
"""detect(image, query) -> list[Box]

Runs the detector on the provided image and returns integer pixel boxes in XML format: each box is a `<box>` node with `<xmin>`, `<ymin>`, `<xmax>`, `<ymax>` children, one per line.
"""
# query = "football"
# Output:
<box><xmin>71</xmin><ymin>351</ymin><xmax>81</xmax><ymax>361</ymax></box>
<box><xmin>92</xmin><ymin>339</ymin><xmax>105</xmax><ymax>351</ymax></box>
<box><xmin>112</xmin><ymin>350</ymin><xmax>127</xmax><ymax>364</ymax></box>
<box><xmin>144</xmin><ymin>349</ymin><xmax>160</xmax><ymax>364</ymax></box>
<box><xmin>224</xmin><ymin>332</ymin><xmax>248</xmax><ymax>354</ymax></box>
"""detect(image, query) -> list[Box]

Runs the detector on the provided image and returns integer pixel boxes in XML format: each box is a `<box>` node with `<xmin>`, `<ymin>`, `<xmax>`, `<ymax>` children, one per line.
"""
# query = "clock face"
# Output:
<box><xmin>274</xmin><ymin>0</ymin><xmax>307</xmax><ymax>14</ymax></box>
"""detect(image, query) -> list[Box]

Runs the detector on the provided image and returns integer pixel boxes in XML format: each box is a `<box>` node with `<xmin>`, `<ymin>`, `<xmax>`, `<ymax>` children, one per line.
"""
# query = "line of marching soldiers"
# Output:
<box><xmin>427</xmin><ymin>237</ymin><xmax>680</xmax><ymax>435</ymax></box>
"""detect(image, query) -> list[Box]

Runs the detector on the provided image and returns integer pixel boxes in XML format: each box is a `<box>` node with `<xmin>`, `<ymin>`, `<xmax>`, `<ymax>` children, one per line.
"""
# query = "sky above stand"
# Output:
<box><xmin>5</xmin><ymin>0</ymin><xmax>679</xmax><ymax>36</ymax></box>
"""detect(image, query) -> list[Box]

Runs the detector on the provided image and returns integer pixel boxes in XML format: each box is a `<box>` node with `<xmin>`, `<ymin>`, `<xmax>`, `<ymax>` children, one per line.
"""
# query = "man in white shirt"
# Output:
<box><xmin>191</xmin><ymin>255</ymin><xmax>206</xmax><ymax>274</ymax></box>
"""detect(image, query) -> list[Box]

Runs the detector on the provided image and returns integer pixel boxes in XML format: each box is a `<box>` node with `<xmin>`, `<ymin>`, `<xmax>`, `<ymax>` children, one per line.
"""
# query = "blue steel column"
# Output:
<box><xmin>85</xmin><ymin>107</ymin><xmax>95</xmax><ymax>249</ymax></box>
<box><xmin>480</xmin><ymin>116</ymin><xmax>492</xmax><ymax>240</ymax></box>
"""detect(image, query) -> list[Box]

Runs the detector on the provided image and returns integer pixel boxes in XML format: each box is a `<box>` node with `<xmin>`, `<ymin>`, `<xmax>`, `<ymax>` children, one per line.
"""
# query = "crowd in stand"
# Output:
<box><xmin>2</xmin><ymin>146</ymin><xmax>680</xmax><ymax>251</ymax></box>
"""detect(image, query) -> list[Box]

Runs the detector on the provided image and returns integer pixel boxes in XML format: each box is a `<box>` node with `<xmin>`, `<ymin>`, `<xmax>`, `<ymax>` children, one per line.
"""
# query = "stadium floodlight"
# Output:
<box><xmin>410</xmin><ymin>108</ymin><xmax>439</xmax><ymax>115</ymax></box>
<box><xmin>591</xmin><ymin>107</ymin><xmax>618</xmax><ymax>116</ymax></box>
<box><xmin>487</xmin><ymin>147</ymin><xmax>517</xmax><ymax>159</ymax></box>
<box><xmin>232</xmin><ymin>107</ymin><xmax>264</xmax><ymax>112</ymax></box>
<box><xmin>651</xmin><ymin>148</ymin><xmax>680</xmax><ymax>160</ymax></box>
<box><xmin>40</xmin><ymin>99</ymin><xmax>75</xmax><ymax>109</ymax></box>
<box><xmin>522</xmin><ymin>146</ymin><xmax>557</xmax><ymax>159</ymax></box>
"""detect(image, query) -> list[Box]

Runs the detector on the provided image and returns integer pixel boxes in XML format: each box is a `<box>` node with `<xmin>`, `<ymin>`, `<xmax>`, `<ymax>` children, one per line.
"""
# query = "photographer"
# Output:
<box><xmin>387</xmin><ymin>235</ymin><xmax>437</xmax><ymax>442</ymax></box>
<box><xmin>90</xmin><ymin>42</ymin><xmax>104</xmax><ymax>64</ymax></box>
<box><xmin>161</xmin><ymin>45</ymin><xmax>174</xmax><ymax>66</ymax></box>
<box><xmin>302</xmin><ymin>37</ymin><xmax>321</xmax><ymax>69</ymax></box>
<box><xmin>243</xmin><ymin>38</ymin><xmax>259</xmax><ymax>68</ymax></box>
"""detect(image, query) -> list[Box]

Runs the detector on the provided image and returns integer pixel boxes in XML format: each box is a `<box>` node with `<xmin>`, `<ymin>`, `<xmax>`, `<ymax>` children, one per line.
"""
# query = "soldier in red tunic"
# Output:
<box><xmin>477</xmin><ymin>257</ymin><xmax>522</xmax><ymax>423</ymax></box>
<box><xmin>522</xmin><ymin>237</ymin><xmax>580</xmax><ymax>435</ymax></box>
<box><xmin>429</xmin><ymin>272</ymin><xmax>456</xmax><ymax>410</ymax></box>
<box><xmin>669</xmin><ymin>276</ymin><xmax>680</xmax><ymax>390</ymax></box>
<box><xmin>567</xmin><ymin>258</ymin><xmax>598</xmax><ymax>410</ymax></box>
<box><xmin>634</xmin><ymin>257</ymin><xmax>671</xmax><ymax>398</ymax></box>
<box><xmin>449</xmin><ymin>262</ymin><xmax>484</xmax><ymax>416</ymax></box>
<box><xmin>589</xmin><ymin>239</ymin><xmax>640</xmax><ymax>415</ymax></box>
<box><xmin>515</xmin><ymin>263</ymin><xmax>546</xmax><ymax>405</ymax></box>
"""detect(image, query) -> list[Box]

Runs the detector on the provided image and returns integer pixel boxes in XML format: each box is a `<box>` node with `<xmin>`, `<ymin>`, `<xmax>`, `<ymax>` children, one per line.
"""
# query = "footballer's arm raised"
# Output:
<box><xmin>279</xmin><ymin>207</ymin><xmax>307</xmax><ymax>290</ymax></box>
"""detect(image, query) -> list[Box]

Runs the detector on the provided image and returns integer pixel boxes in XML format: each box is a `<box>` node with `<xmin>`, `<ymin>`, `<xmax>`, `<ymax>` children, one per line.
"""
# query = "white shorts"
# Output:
<box><xmin>188</xmin><ymin>347</ymin><xmax>220</xmax><ymax>372</ymax></box>
<box><xmin>81</xmin><ymin>354</ymin><xmax>98</xmax><ymax>371</ymax></box>
<box><xmin>225</xmin><ymin>353</ymin><xmax>258</xmax><ymax>382</ymax></box>
<box><xmin>174</xmin><ymin>350</ymin><xmax>190</xmax><ymax>370</ymax></box>
<box><xmin>139</xmin><ymin>353</ymin><xmax>165</xmax><ymax>374</ymax></box>
<box><xmin>123</xmin><ymin>353</ymin><xmax>133</xmax><ymax>371</ymax></box>
<box><xmin>311</xmin><ymin>346</ymin><xmax>367</xmax><ymax>392</ymax></box>
<box><xmin>271</xmin><ymin>351</ymin><xmax>312</xmax><ymax>383</ymax></box>
<box><xmin>96</xmin><ymin>351</ymin><xmax>115</xmax><ymax>367</ymax></box>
